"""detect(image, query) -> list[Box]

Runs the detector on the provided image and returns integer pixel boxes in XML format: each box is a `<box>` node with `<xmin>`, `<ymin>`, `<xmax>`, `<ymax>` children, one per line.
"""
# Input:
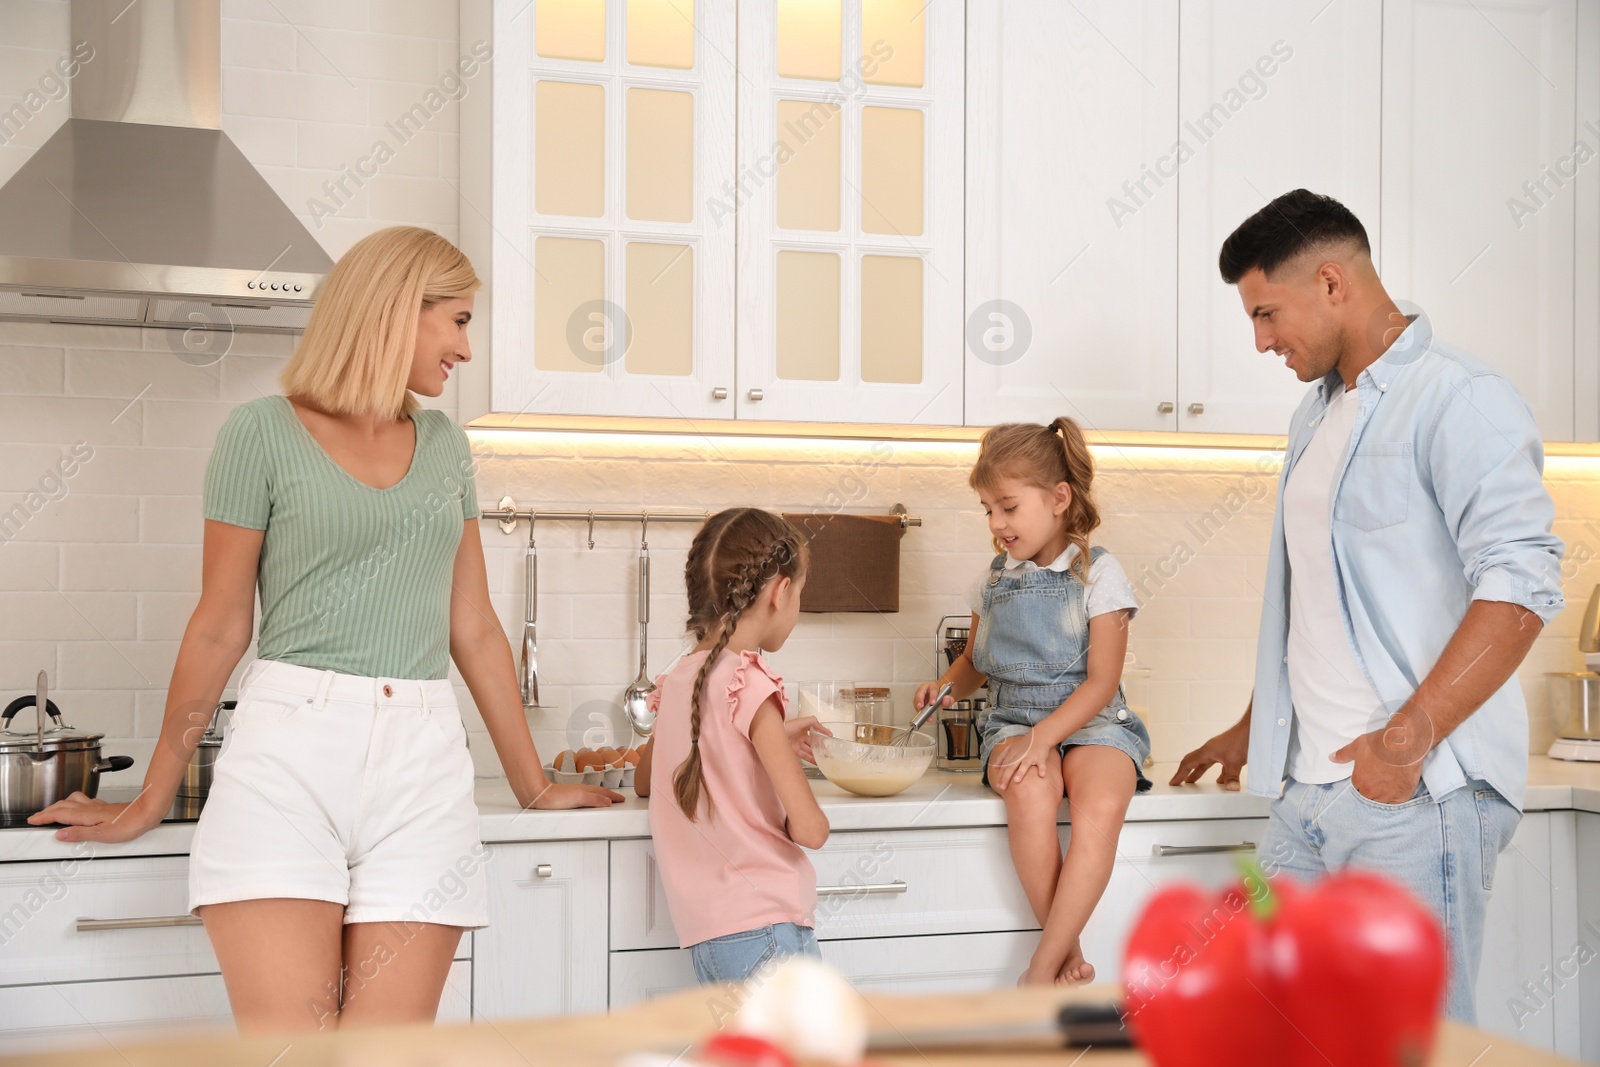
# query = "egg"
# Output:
<box><xmin>596</xmin><ymin>747</ymin><xmax>622</xmax><ymax>768</ymax></box>
<box><xmin>573</xmin><ymin>748</ymin><xmax>599</xmax><ymax>771</ymax></box>
<box><xmin>622</xmin><ymin>748</ymin><xmax>641</xmax><ymax>767</ymax></box>
<box><xmin>733</xmin><ymin>957</ymin><xmax>866</xmax><ymax>1066</ymax></box>
<box><xmin>553</xmin><ymin>750</ymin><xmax>576</xmax><ymax>772</ymax></box>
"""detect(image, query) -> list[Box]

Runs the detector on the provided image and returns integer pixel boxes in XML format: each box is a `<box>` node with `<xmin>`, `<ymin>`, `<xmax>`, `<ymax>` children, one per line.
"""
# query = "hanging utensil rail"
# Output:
<box><xmin>483</xmin><ymin>498</ymin><xmax>923</xmax><ymax>543</ymax></box>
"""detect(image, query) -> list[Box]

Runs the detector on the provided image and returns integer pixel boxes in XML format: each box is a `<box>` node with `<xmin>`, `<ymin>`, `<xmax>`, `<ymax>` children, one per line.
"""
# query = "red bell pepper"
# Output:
<box><xmin>1122</xmin><ymin>861</ymin><xmax>1445</xmax><ymax>1067</ymax></box>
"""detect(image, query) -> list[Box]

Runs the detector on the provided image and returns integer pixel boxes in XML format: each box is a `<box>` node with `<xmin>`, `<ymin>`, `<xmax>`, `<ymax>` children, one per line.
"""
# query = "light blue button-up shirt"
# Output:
<box><xmin>1248</xmin><ymin>312</ymin><xmax>1564</xmax><ymax>810</ymax></box>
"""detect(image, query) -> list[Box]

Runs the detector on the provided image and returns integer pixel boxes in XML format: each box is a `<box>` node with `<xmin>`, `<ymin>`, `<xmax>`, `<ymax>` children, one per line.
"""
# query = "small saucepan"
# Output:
<box><xmin>0</xmin><ymin>695</ymin><xmax>136</xmax><ymax>821</ymax></box>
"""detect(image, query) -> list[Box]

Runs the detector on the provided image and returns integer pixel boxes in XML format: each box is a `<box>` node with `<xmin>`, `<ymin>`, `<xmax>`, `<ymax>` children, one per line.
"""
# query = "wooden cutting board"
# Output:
<box><xmin>0</xmin><ymin>984</ymin><xmax>1580</xmax><ymax>1066</ymax></box>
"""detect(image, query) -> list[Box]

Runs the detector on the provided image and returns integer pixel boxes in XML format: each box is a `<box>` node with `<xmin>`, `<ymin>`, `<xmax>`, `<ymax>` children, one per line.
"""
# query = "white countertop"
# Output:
<box><xmin>4</xmin><ymin>757</ymin><xmax>1599</xmax><ymax>864</ymax></box>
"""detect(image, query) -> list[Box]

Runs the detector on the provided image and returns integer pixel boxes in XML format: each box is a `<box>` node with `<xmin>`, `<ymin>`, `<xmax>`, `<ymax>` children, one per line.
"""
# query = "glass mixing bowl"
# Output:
<box><xmin>810</xmin><ymin>724</ymin><xmax>935</xmax><ymax>797</ymax></box>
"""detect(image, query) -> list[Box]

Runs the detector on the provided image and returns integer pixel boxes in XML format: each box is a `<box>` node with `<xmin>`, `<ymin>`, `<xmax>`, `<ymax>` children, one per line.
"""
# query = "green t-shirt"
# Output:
<box><xmin>203</xmin><ymin>395</ymin><xmax>481</xmax><ymax>680</ymax></box>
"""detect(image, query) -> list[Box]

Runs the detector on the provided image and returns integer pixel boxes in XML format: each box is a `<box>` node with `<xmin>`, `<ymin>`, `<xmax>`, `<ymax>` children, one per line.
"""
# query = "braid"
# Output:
<box><xmin>674</xmin><ymin>572</ymin><xmax>760</xmax><ymax>822</ymax></box>
<box><xmin>672</xmin><ymin>509</ymin><xmax>809</xmax><ymax>823</ymax></box>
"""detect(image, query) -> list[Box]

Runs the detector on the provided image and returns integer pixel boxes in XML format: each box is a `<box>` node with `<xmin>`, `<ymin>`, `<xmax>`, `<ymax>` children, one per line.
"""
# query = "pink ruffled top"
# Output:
<box><xmin>646</xmin><ymin>648</ymin><xmax>817</xmax><ymax>948</ymax></box>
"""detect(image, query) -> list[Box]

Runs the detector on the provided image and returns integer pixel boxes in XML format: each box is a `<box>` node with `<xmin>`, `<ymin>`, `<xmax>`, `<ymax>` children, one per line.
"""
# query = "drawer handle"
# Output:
<box><xmin>76</xmin><ymin>915</ymin><xmax>205</xmax><ymax>932</ymax></box>
<box><xmin>1152</xmin><ymin>842</ymin><xmax>1256</xmax><ymax>858</ymax></box>
<box><xmin>816</xmin><ymin>880</ymin><xmax>908</xmax><ymax>896</ymax></box>
<box><xmin>535</xmin><ymin>864</ymin><xmax>554</xmax><ymax>878</ymax></box>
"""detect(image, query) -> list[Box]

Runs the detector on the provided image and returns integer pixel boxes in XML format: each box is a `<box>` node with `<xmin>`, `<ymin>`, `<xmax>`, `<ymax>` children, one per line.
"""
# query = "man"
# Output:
<box><xmin>1172</xmin><ymin>189</ymin><xmax>1564</xmax><ymax>1022</ymax></box>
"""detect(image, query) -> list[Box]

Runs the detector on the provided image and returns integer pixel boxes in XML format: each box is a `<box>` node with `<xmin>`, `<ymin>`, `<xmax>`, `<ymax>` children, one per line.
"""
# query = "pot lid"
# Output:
<box><xmin>0</xmin><ymin>726</ymin><xmax>103</xmax><ymax>754</ymax></box>
<box><xmin>0</xmin><ymin>696</ymin><xmax>103</xmax><ymax>753</ymax></box>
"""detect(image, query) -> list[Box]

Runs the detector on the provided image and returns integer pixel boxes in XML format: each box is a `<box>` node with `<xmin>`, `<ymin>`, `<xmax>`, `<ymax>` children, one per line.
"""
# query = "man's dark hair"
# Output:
<box><xmin>1218</xmin><ymin>189</ymin><xmax>1371</xmax><ymax>285</ymax></box>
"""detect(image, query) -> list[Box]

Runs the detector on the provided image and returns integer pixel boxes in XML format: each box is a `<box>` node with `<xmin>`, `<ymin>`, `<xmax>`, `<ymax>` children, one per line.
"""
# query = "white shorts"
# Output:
<box><xmin>188</xmin><ymin>658</ymin><xmax>488</xmax><ymax>928</ymax></box>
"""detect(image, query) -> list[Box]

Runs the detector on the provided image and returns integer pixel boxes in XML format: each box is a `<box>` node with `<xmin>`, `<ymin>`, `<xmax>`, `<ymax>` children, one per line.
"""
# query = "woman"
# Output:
<box><xmin>30</xmin><ymin>227</ymin><xmax>621</xmax><ymax>1032</ymax></box>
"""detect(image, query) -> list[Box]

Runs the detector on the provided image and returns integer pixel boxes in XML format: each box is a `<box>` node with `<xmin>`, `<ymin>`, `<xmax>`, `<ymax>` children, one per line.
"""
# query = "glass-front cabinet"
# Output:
<box><xmin>464</xmin><ymin>0</ymin><xmax>964</xmax><ymax>423</ymax></box>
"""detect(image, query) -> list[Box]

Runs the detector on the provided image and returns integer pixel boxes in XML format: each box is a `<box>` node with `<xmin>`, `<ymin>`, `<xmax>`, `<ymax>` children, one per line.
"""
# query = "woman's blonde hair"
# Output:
<box><xmin>969</xmin><ymin>418</ymin><xmax>1100</xmax><ymax>582</ymax></box>
<box><xmin>280</xmin><ymin>226</ymin><xmax>480</xmax><ymax>419</ymax></box>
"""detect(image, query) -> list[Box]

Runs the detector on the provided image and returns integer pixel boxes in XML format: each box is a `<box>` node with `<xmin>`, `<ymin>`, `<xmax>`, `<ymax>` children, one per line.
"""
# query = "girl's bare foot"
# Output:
<box><xmin>1017</xmin><ymin>964</ymin><xmax>1060</xmax><ymax>987</ymax></box>
<box><xmin>1055</xmin><ymin>941</ymin><xmax>1096</xmax><ymax>985</ymax></box>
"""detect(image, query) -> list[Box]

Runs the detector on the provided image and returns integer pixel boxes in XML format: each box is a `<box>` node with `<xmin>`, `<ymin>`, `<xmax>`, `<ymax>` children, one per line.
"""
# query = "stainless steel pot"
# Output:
<box><xmin>1547</xmin><ymin>672</ymin><xmax>1600</xmax><ymax>740</ymax></box>
<box><xmin>167</xmin><ymin>700</ymin><xmax>233</xmax><ymax>820</ymax></box>
<box><xmin>1</xmin><ymin>690</ymin><xmax>136</xmax><ymax>820</ymax></box>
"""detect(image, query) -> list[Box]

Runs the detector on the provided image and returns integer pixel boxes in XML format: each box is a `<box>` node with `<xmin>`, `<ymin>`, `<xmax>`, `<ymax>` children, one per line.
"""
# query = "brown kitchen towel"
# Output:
<box><xmin>783</xmin><ymin>512</ymin><xmax>904</xmax><ymax>613</ymax></box>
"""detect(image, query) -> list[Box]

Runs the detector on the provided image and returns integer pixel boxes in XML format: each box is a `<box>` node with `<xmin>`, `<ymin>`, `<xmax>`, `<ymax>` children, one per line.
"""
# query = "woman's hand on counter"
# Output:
<box><xmin>522</xmin><ymin>781</ymin><xmax>626</xmax><ymax>810</ymax></box>
<box><xmin>27</xmin><ymin>790</ymin><xmax>166</xmax><ymax>843</ymax></box>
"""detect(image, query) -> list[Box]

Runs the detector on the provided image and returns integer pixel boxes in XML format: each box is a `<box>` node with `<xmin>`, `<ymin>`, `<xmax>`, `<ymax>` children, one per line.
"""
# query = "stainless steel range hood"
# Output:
<box><xmin>0</xmin><ymin>0</ymin><xmax>331</xmax><ymax>333</ymax></box>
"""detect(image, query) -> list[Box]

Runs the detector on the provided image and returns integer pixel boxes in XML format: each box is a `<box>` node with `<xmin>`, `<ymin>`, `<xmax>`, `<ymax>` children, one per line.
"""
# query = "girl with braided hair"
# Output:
<box><xmin>915</xmin><ymin>417</ymin><xmax>1149</xmax><ymax>987</ymax></box>
<box><xmin>636</xmin><ymin>508</ymin><xmax>833</xmax><ymax>984</ymax></box>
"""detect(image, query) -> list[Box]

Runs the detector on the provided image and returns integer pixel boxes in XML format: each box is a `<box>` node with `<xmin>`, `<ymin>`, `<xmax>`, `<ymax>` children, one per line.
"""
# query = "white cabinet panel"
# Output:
<box><xmin>1381</xmin><ymin>0</ymin><xmax>1578</xmax><ymax>440</ymax></box>
<box><xmin>609</xmin><ymin>930</ymin><xmax>1038</xmax><ymax>1009</ymax></box>
<box><xmin>1576</xmin><ymin>812</ymin><xmax>1600</xmax><ymax>1065</ymax></box>
<box><xmin>1476</xmin><ymin>811</ymin><xmax>1557</xmax><ymax>1050</ymax></box>
<box><xmin>610</xmin><ymin>827</ymin><xmax>1039</xmax><ymax>952</ymax></box>
<box><xmin>0</xmin><ymin>973</ymin><xmax>233</xmax><ymax>1056</ymax></box>
<box><xmin>1074</xmin><ymin>817</ymin><xmax>1268</xmax><ymax>986</ymax></box>
<box><xmin>461</xmin><ymin>0</ymin><xmax>738</xmax><ymax>420</ymax></box>
<box><xmin>472</xmin><ymin>840</ymin><xmax>608</xmax><ymax>1019</ymax></box>
<box><xmin>0</xmin><ymin>855</ymin><xmax>217</xmax><ymax>986</ymax></box>
<box><xmin>1175</xmin><ymin>0</ymin><xmax>1382</xmax><ymax>435</ymax></box>
<box><xmin>737</xmin><ymin>0</ymin><xmax>966</xmax><ymax>424</ymax></box>
<box><xmin>965</xmin><ymin>0</ymin><xmax>1179</xmax><ymax>431</ymax></box>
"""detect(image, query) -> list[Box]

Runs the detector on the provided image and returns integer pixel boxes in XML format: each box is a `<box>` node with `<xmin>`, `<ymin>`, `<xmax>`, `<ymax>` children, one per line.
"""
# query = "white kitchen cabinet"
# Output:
<box><xmin>472</xmin><ymin>839</ymin><xmax>608</xmax><ymax>1019</ymax></box>
<box><xmin>1578</xmin><ymin>811</ymin><xmax>1600</xmax><ymax>1065</ymax></box>
<box><xmin>609</xmin><ymin>930</ymin><xmax>1038</xmax><ymax>1009</ymax></box>
<box><xmin>610</xmin><ymin>827</ymin><xmax>1037</xmax><ymax>952</ymax></box>
<box><xmin>1174</xmin><ymin>0</ymin><xmax>1382</xmax><ymax>435</ymax></box>
<box><xmin>0</xmin><ymin>855</ymin><xmax>217</xmax><ymax>986</ymax></box>
<box><xmin>1381</xmin><ymin>0</ymin><xmax>1579</xmax><ymax>441</ymax></box>
<box><xmin>1476</xmin><ymin>811</ymin><xmax>1557</xmax><ymax>1050</ymax></box>
<box><xmin>1074</xmin><ymin>817</ymin><xmax>1268</xmax><ymax>985</ymax></box>
<box><xmin>735</xmin><ymin>0</ymin><xmax>965</xmax><ymax>424</ymax></box>
<box><xmin>460</xmin><ymin>0</ymin><xmax>738</xmax><ymax>421</ymax></box>
<box><xmin>0</xmin><ymin>973</ymin><xmax>233</xmax><ymax>1055</ymax></box>
<box><xmin>609</xmin><ymin>815</ymin><xmax>1266</xmax><ymax>1005</ymax></box>
<box><xmin>964</xmin><ymin>0</ymin><xmax>1180</xmax><ymax>432</ymax></box>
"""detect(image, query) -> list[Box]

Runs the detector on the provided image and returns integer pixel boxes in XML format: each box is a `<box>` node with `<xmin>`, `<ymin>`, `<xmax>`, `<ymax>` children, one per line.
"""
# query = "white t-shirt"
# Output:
<box><xmin>966</xmin><ymin>544</ymin><xmax>1139</xmax><ymax>620</ymax></box>
<box><xmin>1283</xmin><ymin>382</ymin><xmax>1382</xmax><ymax>784</ymax></box>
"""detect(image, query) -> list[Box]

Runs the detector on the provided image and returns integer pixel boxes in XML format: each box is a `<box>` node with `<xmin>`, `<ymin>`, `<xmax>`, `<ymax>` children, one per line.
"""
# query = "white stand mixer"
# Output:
<box><xmin>1548</xmin><ymin>588</ymin><xmax>1600</xmax><ymax>761</ymax></box>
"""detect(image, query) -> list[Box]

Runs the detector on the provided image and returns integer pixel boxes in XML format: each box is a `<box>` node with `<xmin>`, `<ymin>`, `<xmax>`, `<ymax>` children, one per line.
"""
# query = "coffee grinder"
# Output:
<box><xmin>935</xmin><ymin>614</ymin><xmax>984</xmax><ymax>772</ymax></box>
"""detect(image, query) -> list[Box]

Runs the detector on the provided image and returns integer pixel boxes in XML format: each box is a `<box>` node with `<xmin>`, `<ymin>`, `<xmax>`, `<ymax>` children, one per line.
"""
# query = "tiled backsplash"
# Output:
<box><xmin>0</xmin><ymin>316</ymin><xmax>1592</xmax><ymax>777</ymax></box>
<box><xmin>0</xmin><ymin>0</ymin><xmax>1592</xmax><ymax>780</ymax></box>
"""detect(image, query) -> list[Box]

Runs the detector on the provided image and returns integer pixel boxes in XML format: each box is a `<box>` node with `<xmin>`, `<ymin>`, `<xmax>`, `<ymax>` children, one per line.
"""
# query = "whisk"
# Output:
<box><xmin>895</xmin><ymin>681</ymin><xmax>953</xmax><ymax>746</ymax></box>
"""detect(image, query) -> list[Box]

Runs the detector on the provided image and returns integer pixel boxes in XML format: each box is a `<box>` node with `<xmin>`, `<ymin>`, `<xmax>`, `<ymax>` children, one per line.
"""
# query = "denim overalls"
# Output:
<box><xmin>971</xmin><ymin>547</ymin><xmax>1152</xmax><ymax>791</ymax></box>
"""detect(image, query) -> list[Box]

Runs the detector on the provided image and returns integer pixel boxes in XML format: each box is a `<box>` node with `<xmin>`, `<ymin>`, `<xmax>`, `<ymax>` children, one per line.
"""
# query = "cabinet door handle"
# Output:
<box><xmin>712</xmin><ymin>387</ymin><xmax>728</xmax><ymax>400</ymax></box>
<box><xmin>747</xmin><ymin>388</ymin><xmax>765</xmax><ymax>401</ymax></box>
<box><xmin>815</xmin><ymin>880</ymin><xmax>908</xmax><ymax>896</ymax></box>
<box><xmin>535</xmin><ymin>864</ymin><xmax>554</xmax><ymax>878</ymax></box>
<box><xmin>76</xmin><ymin>915</ymin><xmax>205</xmax><ymax>932</ymax></box>
<box><xmin>1157</xmin><ymin>401</ymin><xmax>1175</xmax><ymax>414</ymax></box>
<box><xmin>1187</xmin><ymin>402</ymin><xmax>1205</xmax><ymax>415</ymax></box>
<box><xmin>1151</xmin><ymin>842</ymin><xmax>1255</xmax><ymax>857</ymax></box>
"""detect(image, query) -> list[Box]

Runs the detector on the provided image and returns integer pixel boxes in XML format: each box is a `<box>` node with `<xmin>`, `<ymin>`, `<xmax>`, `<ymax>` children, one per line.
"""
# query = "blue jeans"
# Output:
<box><xmin>1256</xmin><ymin>775</ymin><xmax>1521</xmax><ymax>1023</ymax></box>
<box><xmin>690</xmin><ymin>923</ymin><xmax>820</xmax><ymax>985</ymax></box>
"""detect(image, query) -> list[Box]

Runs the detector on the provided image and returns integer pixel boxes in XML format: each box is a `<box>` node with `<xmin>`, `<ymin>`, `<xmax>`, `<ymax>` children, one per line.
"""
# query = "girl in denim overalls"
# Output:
<box><xmin>915</xmin><ymin>418</ymin><xmax>1151</xmax><ymax>986</ymax></box>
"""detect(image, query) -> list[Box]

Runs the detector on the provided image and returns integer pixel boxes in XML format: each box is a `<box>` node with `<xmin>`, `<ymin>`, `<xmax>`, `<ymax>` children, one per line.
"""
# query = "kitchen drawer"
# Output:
<box><xmin>0</xmin><ymin>855</ymin><xmax>217</xmax><ymax>985</ymax></box>
<box><xmin>609</xmin><ymin>930</ymin><xmax>1038</xmax><ymax>1008</ymax></box>
<box><xmin>0</xmin><ymin>854</ymin><xmax>470</xmax><ymax>989</ymax></box>
<box><xmin>0</xmin><ymin>960</ymin><xmax>472</xmax><ymax>1052</ymax></box>
<box><xmin>610</xmin><ymin>827</ymin><xmax>1039</xmax><ymax>951</ymax></box>
<box><xmin>0</xmin><ymin>973</ymin><xmax>233</xmax><ymax>1054</ymax></box>
<box><xmin>1075</xmin><ymin>816</ymin><xmax>1269</xmax><ymax>987</ymax></box>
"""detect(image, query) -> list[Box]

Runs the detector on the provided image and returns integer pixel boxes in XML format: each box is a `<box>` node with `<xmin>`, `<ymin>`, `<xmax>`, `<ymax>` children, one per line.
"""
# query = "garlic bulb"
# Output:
<box><xmin>733</xmin><ymin>957</ymin><xmax>868</xmax><ymax>1066</ymax></box>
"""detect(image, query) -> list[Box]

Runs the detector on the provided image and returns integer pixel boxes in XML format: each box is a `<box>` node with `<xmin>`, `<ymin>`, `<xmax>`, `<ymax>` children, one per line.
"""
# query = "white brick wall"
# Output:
<box><xmin>0</xmin><ymin>1</ymin><xmax>1591</xmax><ymax>782</ymax></box>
